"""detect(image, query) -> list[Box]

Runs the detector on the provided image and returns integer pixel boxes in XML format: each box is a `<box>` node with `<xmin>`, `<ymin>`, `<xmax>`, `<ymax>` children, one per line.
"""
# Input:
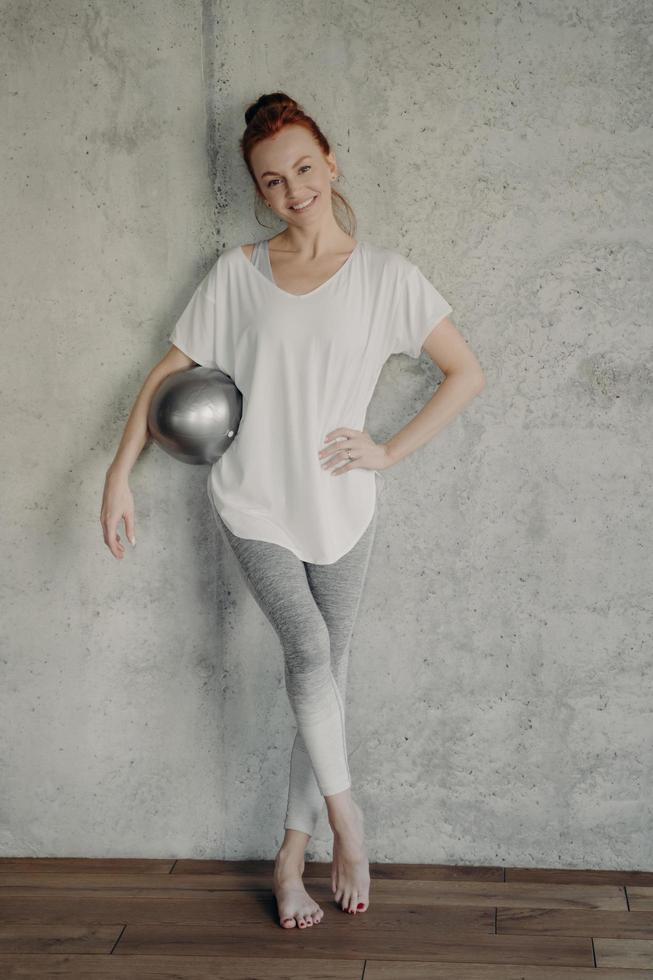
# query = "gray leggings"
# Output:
<box><xmin>210</xmin><ymin>499</ymin><xmax>377</xmax><ymax>838</ymax></box>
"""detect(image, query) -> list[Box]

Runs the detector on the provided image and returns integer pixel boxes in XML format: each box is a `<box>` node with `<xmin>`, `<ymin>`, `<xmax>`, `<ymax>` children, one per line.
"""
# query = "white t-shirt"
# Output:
<box><xmin>168</xmin><ymin>241</ymin><xmax>452</xmax><ymax>564</ymax></box>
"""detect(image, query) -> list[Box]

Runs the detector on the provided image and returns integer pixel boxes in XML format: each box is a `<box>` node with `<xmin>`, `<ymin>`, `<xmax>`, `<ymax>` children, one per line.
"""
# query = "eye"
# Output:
<box><xmin>266</xmin><ymin>164</ymin><xmax>312</xmax><ymax>188</ymax></box>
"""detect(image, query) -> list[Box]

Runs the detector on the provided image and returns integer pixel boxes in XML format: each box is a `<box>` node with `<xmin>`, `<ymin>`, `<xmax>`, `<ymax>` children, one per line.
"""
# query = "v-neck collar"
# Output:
<box><xmin>238</xmin><ymin>240</ymin><xmax>362</xmax><ymax>299</ymax></box>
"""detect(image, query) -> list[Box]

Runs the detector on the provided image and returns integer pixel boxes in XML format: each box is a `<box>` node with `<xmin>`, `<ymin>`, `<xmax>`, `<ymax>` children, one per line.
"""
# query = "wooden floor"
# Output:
<box><xmin>1</xmin><ymin>858</ymin><xmax>653</xmax><ymax>978</ymax></box>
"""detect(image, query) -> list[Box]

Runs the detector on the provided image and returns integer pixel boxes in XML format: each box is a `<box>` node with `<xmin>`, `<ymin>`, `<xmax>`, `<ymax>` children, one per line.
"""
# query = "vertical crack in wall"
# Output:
<box><xmin>201</xmin><ymin>0</ymin><xmax>222</xmax><ymax>245</ymax></box>
<box><xmin>201</xmin><ymin>0</ymin><xmax>226</xmax><ymax>855</ymax></box>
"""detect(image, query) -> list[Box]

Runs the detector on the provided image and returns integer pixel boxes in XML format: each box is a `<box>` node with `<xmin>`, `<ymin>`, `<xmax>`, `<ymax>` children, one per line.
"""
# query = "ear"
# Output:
<box><xmin>325</xmin><ymin>151</ymin><xmax>338</xmax><ymax>180</ymax></box>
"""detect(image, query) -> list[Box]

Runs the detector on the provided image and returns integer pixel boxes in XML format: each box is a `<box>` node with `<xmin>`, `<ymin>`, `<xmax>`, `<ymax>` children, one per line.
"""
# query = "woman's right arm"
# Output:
<box><xmin>100</xmin><ymin>344</ymin><xmax>196</xmax><ymax>560</ymax></box>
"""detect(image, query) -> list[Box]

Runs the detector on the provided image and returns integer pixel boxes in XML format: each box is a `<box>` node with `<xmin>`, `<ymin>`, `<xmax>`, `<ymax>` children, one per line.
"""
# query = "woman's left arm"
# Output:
<box><xmin>382</xmin><ymin>316</ymin><xmax>486</xmax><ymax>468</ymax></box>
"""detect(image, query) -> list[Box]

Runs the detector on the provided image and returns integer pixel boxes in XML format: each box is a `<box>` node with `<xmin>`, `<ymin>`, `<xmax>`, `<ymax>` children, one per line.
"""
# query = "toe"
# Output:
<box><xmin>281</xmin><ymin>916</ymin><xmax>296</xmax><ymax>928</ymax></box>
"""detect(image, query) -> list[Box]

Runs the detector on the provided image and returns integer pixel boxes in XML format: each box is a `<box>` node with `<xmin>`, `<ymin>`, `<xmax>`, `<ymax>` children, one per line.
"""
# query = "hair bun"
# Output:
<box><xmin>244</xmin><ymin>92</ymin><xmax>298</xmax><ymax>125</ymax></box>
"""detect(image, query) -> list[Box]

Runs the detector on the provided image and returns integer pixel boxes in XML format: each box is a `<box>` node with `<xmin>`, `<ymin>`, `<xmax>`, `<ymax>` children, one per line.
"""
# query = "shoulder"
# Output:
<box><xmin>361</xmin><ymin>241</ymin><xmax>414</xmax><ymax>282</ymax></box>
<box><xmin>203</xmin><ymin>244</ymin><xmax>247</xmax><ymax>286</ymax></box>
<box><xmin>190</xmin><ymin>248</ymin><xmax>236</xmax><ymax>302</ymax></box>
<box><xmin>218</xmin><ymin>243</ymin><xmax>247</xmax><ymax>265</ymax></box>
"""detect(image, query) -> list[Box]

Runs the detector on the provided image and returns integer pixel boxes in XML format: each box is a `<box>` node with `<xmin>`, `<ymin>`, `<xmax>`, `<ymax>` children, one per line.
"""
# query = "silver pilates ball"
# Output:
<box><xmin>147</xmin><ymin>366</ymin><xmax>242</xmax><ymax>465</ymax></box>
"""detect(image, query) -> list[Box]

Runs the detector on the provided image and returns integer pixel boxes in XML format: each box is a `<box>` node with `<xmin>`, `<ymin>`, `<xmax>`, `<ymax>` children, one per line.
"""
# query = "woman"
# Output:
<box><xmin>101</xmin><ymin>92</ymin><xmax>485</xmax><ymax>930</ymax></box>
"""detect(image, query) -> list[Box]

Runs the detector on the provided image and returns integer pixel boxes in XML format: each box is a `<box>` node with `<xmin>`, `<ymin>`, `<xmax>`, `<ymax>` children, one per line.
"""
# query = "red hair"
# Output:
<box><xmin>240</xmin><ymin>92</ymin><xmax>356</xmax><ymax>235</ymax></box>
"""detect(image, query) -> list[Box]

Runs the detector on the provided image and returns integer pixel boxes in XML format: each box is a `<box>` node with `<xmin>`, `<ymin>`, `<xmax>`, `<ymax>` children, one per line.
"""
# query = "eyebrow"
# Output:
<box><xmin>260</xmin><ymin>155</ymin><xmax>312</xmax><ymax>179</ymax></box>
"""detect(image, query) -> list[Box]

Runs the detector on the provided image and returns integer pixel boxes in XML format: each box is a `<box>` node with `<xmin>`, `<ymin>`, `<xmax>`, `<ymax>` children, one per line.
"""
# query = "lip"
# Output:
<box><xmin>288</xmin><ymin>194</ymin><xmax>318</xmax><ymax>212</ymax></box>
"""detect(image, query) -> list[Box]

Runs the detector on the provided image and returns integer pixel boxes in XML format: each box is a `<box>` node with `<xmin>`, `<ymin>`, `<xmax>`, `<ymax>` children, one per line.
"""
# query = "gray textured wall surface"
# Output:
<box><xmin>1</xmin><ymin>0</ymin><xmax>651</xmax><ymax>868</ymax></box>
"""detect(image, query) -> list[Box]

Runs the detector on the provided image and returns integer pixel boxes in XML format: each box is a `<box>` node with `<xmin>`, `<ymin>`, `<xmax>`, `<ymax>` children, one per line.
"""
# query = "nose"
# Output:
<box><xmin>286</xmin><ymin>180</ymin><xmax>307</xmax><ymax>200</ymax></box>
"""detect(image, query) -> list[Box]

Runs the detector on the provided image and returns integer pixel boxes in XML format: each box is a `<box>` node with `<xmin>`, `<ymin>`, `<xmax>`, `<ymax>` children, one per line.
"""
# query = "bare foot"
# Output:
<box><xmin>273</xmin><ymin>847</ymin><xmax>325</xmax><ymax>929</ymax></box>
<box><xmin>330</xmin><ymin>799</ymin><xmax>370</xmax><ymax>914</ymax></box>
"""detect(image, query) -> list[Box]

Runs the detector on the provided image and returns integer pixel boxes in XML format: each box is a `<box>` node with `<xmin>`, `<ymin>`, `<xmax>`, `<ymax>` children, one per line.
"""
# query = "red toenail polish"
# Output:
<box><xmin>357</xmin><ymin>902</ymin><xmax>364</xmax><ymax>908</ymax></box>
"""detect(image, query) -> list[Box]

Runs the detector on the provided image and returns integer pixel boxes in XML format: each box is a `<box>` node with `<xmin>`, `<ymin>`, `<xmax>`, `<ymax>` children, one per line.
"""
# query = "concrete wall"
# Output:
<box><xmin>2</xmin><ymin>0</ymin><xmax>651</xmax><ymax>868</ymax></box>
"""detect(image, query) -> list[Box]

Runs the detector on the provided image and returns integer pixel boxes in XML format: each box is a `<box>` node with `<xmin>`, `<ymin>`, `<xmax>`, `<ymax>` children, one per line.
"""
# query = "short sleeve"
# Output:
<box><xmin>390</xmin><ymin>259</ymin><xmax>452</xmax><ymax>358</ymax></box>
<box><xmin>168</xmin><ymin>269</ymin><xmax>219</xmax><ymax>369</ymax></box>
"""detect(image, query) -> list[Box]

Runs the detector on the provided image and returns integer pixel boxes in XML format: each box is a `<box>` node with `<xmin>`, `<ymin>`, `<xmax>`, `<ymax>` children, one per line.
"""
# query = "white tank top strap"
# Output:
<box><xmin>251</xmin><ymin>239</ymin><xmax>275</xmax><ymax>283</ymax></box>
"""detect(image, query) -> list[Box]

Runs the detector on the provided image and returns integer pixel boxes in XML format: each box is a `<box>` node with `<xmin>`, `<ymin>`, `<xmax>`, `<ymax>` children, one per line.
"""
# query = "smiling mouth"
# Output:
<box><xmin>289</xmin><ymin>195</ymin><xmax>318</xmax><ymax>212</ymax></box>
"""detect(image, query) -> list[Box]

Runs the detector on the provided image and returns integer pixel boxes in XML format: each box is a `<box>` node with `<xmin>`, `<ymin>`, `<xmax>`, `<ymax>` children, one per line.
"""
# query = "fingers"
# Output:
<box><xmin>101</xmin><ymin>477</ymin><xmax>135</xmax><ymax>560</ymax></box>
<box><xmin>319</xmin><ymin>427</ymin><xmax>383</xmax><ymax>476</ymax></box>
<box><xmin>101</xmin><ymin>514</ymin><xmax>135</xmax><ymax>560</ymax></box>
<box><xmin>323</xmin><ymin>426</ymin><xmax>357</xmax><ymax>442</ymax></box>
<box><xmin>320</xmin><ymin>428</ymin><xmax>362</xmax><ymax>457</ymax></box>
<box><xmin>103</xmin><ymin>517</ymin><xmax>124</xmax><ymax>559</ymax></box>
<box><xmin>124</xmin><ymin>514</ymin><xmax>136</xmax><ymax>547</ymax></box>
<box><xmin>320</xmin><ymin>435</ymin><xmax>362</xmax><ymax>475</ymax></box>
<box><xmin>330</xmin><ymin>459</ymin><xmax>355</xmax><ymax>476</ymax></box>
<box><xmin>321</xmin><ymin>450</ymin><xmax>355</xmax><ymax>475</ymax></box>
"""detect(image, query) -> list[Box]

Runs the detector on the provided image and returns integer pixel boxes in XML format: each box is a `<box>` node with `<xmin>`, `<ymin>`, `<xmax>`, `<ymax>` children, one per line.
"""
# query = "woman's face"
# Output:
<box><xmin>251</xmin><ymin>125</ymin><xmax>336</xmax><ymax>224</ymax></box>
